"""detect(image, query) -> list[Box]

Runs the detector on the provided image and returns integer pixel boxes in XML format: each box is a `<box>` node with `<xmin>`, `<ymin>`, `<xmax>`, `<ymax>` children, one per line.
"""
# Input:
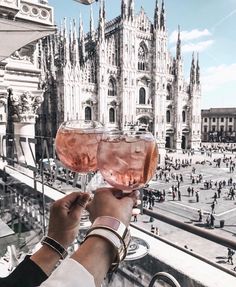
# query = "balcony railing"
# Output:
<box><xmin>1</xmin><ymin>133</ymin><xmax>236</xmax><ymax>286</ymax></box>
<box><xmin>17</xmin><ymin>0</ymin><xmax>53</xmax><ymax>25</ymax></box>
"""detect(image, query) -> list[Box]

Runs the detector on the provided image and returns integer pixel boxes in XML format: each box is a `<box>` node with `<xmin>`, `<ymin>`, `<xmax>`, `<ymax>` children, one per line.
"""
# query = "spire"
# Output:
<box><xmin>79</xmin><ymin>13</ymin><xmax>84</xmax><ymax>42</ymax></box>
<box><xmin>176</xmin><ymin>25</ymin><xmax>181</xmax><ymax>60</ymax></box>
<box><xmin>63</xmin><ymin>17</ymin><xmax>70</xmax><ymax>64</ymax></box>
<box><xmin>79</xmin><ymin>14</ymin><xmax>85</xmax><ymax>65</ymax></box>
<box><xmin>99</xmin><ymin>0</ymin><xmax>105</xmax><ymax>20</ymax></box>
<box><xmin>190</xmin><ymin>52</ymin><xmax>196</xmax><ymax>85</ymax></box>
<box><xmin>49</xmin><ymin>35</ymin><xmax>56</xmax><ymax>78</ymax></box>
<box><xmin>160</xmin><ymin>0</ymin><xmax>165</xmax><ymax>31</ymax></box>
<box><xmin>71</xmin><ymin>19</ymin><xmax>79</xmax><ymax>65</ymax></box>
<box><xmin>121</xmin><ymin>0</ymin><xmax>128</xmax><ymax>20</ymax></box>
<box><xmin>69</xmin><ymin>18</ymin><xmax>73</xmax><ymax>62</ymax></box>
<box><xmin>90</xmin><ymin>5</ymin><xmax>95</xmax><ymax>39</ymax></box>
<box><xmin>196</xmin><ymin>53</ymin><xmax>200</xmax><ymax>85</ymax></box>
<box><xmin>154</xmin><ymin>0</ymin><xmax>159</xmax><ymax>29</ymax></box>
<box><xmin>129</xmin><ymin>0</ymin><xmax>134</xmax><ymax>20</ymax></box>
<box><xmin>98</xmin><ymin>0</ymin><xmax>105</xmax><ymax>42</ymax></box>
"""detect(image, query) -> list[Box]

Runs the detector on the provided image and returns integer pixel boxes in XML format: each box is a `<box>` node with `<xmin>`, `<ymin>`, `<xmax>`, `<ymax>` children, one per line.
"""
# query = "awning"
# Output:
<box><xmin>0</xmin><ymin>18</ymin><xmax>56</xmax><ymax>62</ymax></box>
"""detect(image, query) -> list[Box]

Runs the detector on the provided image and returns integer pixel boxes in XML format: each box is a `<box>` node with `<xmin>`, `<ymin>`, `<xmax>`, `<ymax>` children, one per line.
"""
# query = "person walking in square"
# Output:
<box><xmin>191</xmin><ymin>187</ymin><xmax>194</xmax><ymax>196</ymax></box>
<box><xmin>195</xmin><ymin>191</ymin><xmax>199</xmax><ymax>202</ymax></box>
<box><xmin>210</xmin><ymin>213</ymin><xmax>215</xmax><ymax>228</ymax></box>
<box><xmin>178</xmin><ymin>190</ymin><xmax>181</xmax><ymax>201</ymax></box>
<box><xmin>213</xmin><ymin>192</ymin><xmax>218</xmax><ymax>204</ymax></box>
<box><xmin>198</xmin><ymin>209</ymin><xmax>203</xmax><ymax>222</ymax></box>
<box><xmin>187</xmin><ymin>186</ymin><xmax>191</xmax><ymax>197</ymax></box>
<box><xmin>227</xmin><ymin>248</ymin><xmax>235</xmax><ymax>265</ymax></box>
<box><xmin>211</xmin><ymin>201</ymin><xmax>215</xmax><ymax>213</ymax></box>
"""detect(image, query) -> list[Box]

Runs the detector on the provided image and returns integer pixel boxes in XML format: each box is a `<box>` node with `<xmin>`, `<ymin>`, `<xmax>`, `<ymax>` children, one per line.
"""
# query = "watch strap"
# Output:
<box><xmin>90</xmin><ymin>216</ymin><xmax>129</xmax><ymax>244</ymax></box>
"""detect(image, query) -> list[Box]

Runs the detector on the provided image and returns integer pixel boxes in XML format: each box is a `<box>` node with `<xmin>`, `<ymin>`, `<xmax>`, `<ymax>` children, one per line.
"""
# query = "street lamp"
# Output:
<box><xmin>73</xmin><ymin>0</ymin><xmax>98</xmax><ymax>4</ymax></box>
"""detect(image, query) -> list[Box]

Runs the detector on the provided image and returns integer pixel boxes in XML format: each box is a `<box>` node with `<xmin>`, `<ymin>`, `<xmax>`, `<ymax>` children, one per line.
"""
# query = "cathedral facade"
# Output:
<box><xmin>38</xmin><ymin>0</ymin><xmax>201</xmax><ymax>160</ymax></box>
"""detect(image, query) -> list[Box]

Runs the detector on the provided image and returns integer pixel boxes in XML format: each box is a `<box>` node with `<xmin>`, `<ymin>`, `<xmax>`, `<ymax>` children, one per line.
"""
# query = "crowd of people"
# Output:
<box><xmin>141</xmin><ymin>145</ymin><xmax>236</xmax><ymax>232</ymax></box>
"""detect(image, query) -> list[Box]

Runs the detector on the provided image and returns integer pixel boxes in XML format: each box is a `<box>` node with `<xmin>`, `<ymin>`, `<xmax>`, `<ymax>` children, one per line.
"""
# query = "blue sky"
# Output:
<box><xmin>48</xmin><ymin>0</ymin><xmax>236</xmax><ymax>109</ymax></box>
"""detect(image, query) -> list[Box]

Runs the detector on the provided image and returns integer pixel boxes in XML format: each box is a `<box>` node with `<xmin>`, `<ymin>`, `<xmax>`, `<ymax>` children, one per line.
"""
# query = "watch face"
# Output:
<box><xmin>95</xmin><ymin>216</ymin><xmax>120</xmax><ymax>231</ymax></box>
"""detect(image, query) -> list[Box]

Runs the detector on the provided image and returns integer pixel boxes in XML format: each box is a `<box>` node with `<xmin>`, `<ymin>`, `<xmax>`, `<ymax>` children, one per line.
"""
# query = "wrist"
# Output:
<box><xmin>41</xmin><ymin>236</ymin><xmax>68</xmax><ymax>260</ymax></box>
<box><xmin>71</xmin><ymin>236</ymin><xmax>117</xmax><ymax>282</ymax></box>
<box><xmin>47</xmin><ymin>232</ymin><xmax>71</xmax><ymax>249</ymax></box>
<box><xmin>84</xmin><ymin>216</ymin><xmax>131</xmax><ymax>271</ymax></box>
<box><xmin>30</xmin><ymin>245</ymin><xmax>61</xmax><ymax>276</ymax></box>
<box><xmin>31</xmin><ymin>245</ymin><xmax>61</xmax><ymax>261</ymax></box>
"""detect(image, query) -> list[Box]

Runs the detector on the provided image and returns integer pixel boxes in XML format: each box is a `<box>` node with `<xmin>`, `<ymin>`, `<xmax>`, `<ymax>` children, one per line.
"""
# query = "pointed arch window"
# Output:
<box><xmin>167</xmin><ymin>84</ymin><xmax>172</xmax><ymax>100</ymax></box>
<box><xmin>138</xmin><ymin>43</ymin><xmax>148</xmax><ymax>71</ymax></box>
<box><xmin>166</xmin><ymin>110</ymin><xmax>171</xmax><ymax>123</ymax></box>
<box><xmin>109</xmin><ymin>108</ymin><xmax>115</xmax><ymax>123</ymax></box>
<box><xmin>85</xmin><ymin>106</ymin><xmax>92</xmax><ymax>120</ymax></box>
<box><xmin>139</xmin><ymin>88</ymin><xmax>146</xmax><ymax>104</ymax></box>
<box><xmin>108</xmin><ymin>78</ymin><xmax>116</xmax><ymax>96</ymax></box>
<box><xmin>182</xmin><ymin>110</ymin><xmax>186</xmax><ymax>123</ymax></box>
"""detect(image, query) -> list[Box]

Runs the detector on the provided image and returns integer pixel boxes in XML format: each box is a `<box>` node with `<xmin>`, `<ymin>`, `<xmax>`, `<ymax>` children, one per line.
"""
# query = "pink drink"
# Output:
<box><xmin>97</xmin><ymin>135</ymin><xmax>158</xmax><ymax>191</ymax></box>
<box><xmin>55</xmin><ymin>129</ymin><xmax>102</xmax><ymax>173</ymax></box>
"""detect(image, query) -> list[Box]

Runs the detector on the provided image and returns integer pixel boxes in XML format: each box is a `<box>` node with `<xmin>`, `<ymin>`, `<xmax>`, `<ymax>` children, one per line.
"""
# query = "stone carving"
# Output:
<box><xmin>9</xmin><ymin>90</ymin><xmax>44</xmax><ymax>123</ymax></box>
<box><xmin>0</xmin><ymin>92</ymin><xmax>8</xmax><ymax>107</ymax></box>
<box><xmin>11</xmin><ymin>49</ymin><xmax>31</xmax><ymax>62</ymax></box>
<box><xmin>136</xmin><ymin>107</ymin><xmax>153</xmax><ymax>115</ymax></box>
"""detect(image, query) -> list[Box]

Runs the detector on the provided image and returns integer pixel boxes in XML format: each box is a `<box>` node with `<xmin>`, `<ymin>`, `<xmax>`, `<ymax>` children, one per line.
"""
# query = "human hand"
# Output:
<box><xmin>47</xmin><ymin>192</ymin><xmax>90</xmax><ymax>248</ymax></box>
<box><xmin>86</xmin><ymin>188</ymin><xmax>139</xmax><ymax>226</ymax></box>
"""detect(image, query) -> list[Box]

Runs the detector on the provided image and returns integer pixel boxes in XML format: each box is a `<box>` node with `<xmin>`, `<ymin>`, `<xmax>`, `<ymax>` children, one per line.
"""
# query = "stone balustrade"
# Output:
<box><xmin>0</xmin><ymin>0</ymin><xmax>53</xmax><ymax>25</ymax></box>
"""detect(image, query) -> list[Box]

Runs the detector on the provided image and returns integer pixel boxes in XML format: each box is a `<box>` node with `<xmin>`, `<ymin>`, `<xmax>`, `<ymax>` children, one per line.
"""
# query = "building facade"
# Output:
<box><xmin>201</xmin><ymin>108</ymin><xmax>236</xmax><ymax>142</ymax></box>
<box><xmin>0</xmin><ymin>0</ymin><xmax>55</xmax><ymax>172</ymax></box>
<box><xmin>38</xmin><ymin>0</ymin><xmax>201</xmax><ymax>160</ymax></box>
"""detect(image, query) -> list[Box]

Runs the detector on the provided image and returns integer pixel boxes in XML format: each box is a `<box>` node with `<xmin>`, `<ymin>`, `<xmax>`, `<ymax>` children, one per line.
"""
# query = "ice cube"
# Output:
<box><xmin>112</xmin><ymin>156</ymin><xmax>129</xmax><ymax>172</ymax></box>
<box><xmin>125</xmin><ymin>136</ymin><xmax>138</xmax><ymax>143</ymax></box>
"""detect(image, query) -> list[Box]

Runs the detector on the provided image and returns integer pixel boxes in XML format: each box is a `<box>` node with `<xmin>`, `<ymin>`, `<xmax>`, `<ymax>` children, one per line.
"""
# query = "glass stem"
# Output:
<box><xmin>80</xmin><ymin>174</ymin><xmax>88</xmax><ymax>192</ymax></box>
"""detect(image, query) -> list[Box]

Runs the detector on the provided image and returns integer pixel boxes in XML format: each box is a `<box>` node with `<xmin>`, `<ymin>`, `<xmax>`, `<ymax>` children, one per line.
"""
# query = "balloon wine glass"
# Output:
<box><xmin>97</xmin><ymin>129</ymin><xmax>158</xmax><ymax>260</ymax></box>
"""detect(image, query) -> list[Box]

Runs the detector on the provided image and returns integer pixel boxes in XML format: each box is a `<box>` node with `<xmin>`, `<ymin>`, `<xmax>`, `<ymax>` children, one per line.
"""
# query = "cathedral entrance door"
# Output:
<box><xmin>165</xmin><ymin>136</ymin><xmax>171</xmax><ymax>148</ymax></box>
<box><xmin>181</xmin><ymin>136</ymin><xmax>186</xmax><ymax>149</ymax></box>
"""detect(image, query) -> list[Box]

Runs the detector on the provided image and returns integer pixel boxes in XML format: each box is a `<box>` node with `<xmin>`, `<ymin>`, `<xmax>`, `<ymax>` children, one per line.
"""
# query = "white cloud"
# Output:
<box><xmin>182</xmin><ymin>40</ymin><xmax>214</xmax><ymax>53</ymax></box>
<box><xmin>169</xmin><ymin>29</ymin><xmax>211</xmax><ymax>44</ymax></box>
<box><xmin>202</xmin><ymin>63</ymin><xmax>236</xmax><ymax>93</ymax></box>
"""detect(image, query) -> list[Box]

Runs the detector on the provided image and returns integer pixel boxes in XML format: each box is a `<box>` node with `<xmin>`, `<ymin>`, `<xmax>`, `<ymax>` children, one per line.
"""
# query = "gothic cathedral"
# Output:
<box><xmin>38</xmin><ymin>0</ymin><xmax>201</xmax><ymax>160</ymax></box>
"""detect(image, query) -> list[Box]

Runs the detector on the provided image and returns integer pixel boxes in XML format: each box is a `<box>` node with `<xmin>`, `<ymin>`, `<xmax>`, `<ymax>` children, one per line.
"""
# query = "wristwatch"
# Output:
<box><xmin>85</xmin><ymin>216</ymin><xmax>131</xmax><ymax>270</ymax></box>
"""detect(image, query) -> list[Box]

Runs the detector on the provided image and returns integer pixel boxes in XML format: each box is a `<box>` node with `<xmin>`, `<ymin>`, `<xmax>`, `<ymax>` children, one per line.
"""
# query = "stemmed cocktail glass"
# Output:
<box><xmin>55</xmin><ymin>120</ymin><xmax>104</xmax><ymax>192</ymax></box>
<box><xmin>55</xmin><ymin>120</ymin><xmax>104</xmax><ymax>232</ymax></box>
<box><xmin>97</xmin><ymin>130</ymin><xmax>158</xmax><ymax>259</ymax></box>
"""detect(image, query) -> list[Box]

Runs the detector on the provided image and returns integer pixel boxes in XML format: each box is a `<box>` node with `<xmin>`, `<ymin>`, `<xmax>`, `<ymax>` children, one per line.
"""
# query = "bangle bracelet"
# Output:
<box><xmin>84</xmin><ymin>216</ymin><xmax>131</xmax><ymax>272</ymax></box>
<box><xmin>84</xmin><ymin>228</ymin><xmax>126</xmax><ymax>272</ymax></box>
<box><xmin>41</xmin><ymin>236</ymin><xmax>68</xmax><ymax>259</ymax></box>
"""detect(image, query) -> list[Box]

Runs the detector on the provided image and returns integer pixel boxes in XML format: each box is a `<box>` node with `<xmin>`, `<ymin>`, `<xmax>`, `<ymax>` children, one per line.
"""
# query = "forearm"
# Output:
<box><xmin>0</xmin><ymin>255</ymin><xmax>48</xmax><ymax>287</ymax></box>
<box><xmin>71</xmin><ymin>236</ymin><xmax>116</xmax><ymax>287</ymax></box>
<box><xmin>30</xmin><ymin>245</ymin><xmax>61</xmax><ymax>276</ymax></box>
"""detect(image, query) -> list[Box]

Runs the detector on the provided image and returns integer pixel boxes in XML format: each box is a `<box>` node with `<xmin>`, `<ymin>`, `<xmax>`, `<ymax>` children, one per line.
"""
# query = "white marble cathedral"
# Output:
<box><xmin>38</xmin><ymin>0</ymin><xmax>201</xmax><ymax>161</ymax></box>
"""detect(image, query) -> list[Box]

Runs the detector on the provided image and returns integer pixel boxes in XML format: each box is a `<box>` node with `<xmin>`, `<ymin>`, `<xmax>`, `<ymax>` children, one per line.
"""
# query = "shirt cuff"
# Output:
<box><xmin>40</xmin><ymin>258</ymin><xmax>95</xmax><ymax>287</ymax></box>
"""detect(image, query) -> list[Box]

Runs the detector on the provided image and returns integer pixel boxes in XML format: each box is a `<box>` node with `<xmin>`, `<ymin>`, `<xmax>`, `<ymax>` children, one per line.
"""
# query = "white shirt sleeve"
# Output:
<box><xmin>39</xmin><ymin>258</ymin><xmax>96</xmax><ymax>287</ymax></box>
